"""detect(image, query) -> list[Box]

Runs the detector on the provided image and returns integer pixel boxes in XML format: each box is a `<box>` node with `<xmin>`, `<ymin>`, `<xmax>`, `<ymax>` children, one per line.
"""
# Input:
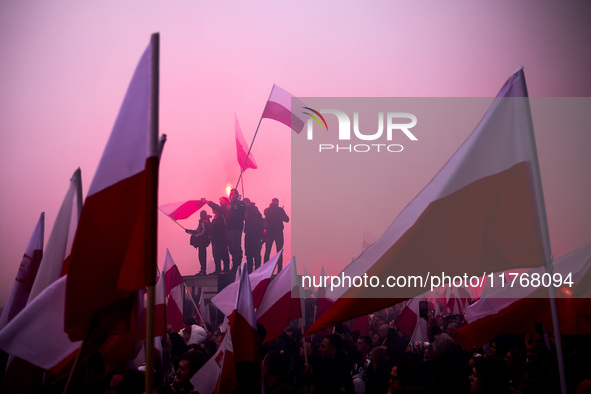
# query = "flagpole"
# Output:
<box><xmin>186</xmin><ymin>287</ymin><xmax>208</xmax><ymax>330</ymax></box>
<box><xmin>519</xmin><ymin>77</ymin><xmax>567</xmax><ymax>394</ymax></box>
<box><xmin>72</xmin><ymin>168</ymin><xmax>83</xmax><ymax>219</ymax></box>
<box><xmin>159</xmin><ymin>212</ymin><xmax>187</xmax><ymax>230</ymax></box>
<box><xmin>234</xmin><ymin>85</ymin><xmax>275</xmax><ymax>190</ymax></box>
<box><xmin>235</xmin><ymin>117</ymin><xmax>263</xmax><ymax>190</ymax></box>
<box><xmin>145</xmin><ymin>31</ymin><xmax>160</xmax><ymax>394</ymax></box>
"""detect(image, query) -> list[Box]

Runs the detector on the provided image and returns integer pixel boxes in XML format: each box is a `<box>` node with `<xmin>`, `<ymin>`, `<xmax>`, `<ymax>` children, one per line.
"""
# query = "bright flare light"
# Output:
<box><xmin>226</xmin><ymin>184</ymin><xmax>232</xmax><ymax>197</ymax></box>
<box><xmin>561</xmin><ymin>287</ymin><xmax>573</xmax><ymax>297</ymax></box>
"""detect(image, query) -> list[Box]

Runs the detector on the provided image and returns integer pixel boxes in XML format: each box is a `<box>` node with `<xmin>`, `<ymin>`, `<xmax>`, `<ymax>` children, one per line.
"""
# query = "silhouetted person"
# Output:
<box><xmin>263</xmin><ymin>198</ymin><xmax>289</xmax><ymax>272</ymax></box>
<box><xmin>209</xmin><ymin>207</ymin><xmax>230</xmax><ymax>273</ymax></box>
<box><xmin>206</xmin><ymin>190</ymin><xmax>245</xmax><ymax>271</ymax></box>
<box><xmin>243</xmin><ymin>198</ymin><xmax>265</xmax><ymax>273</ymax></box>
<box><xmin>185</xmin><ymin>210</ymin><xmax>211</xmax><ymax>275</ymax></box>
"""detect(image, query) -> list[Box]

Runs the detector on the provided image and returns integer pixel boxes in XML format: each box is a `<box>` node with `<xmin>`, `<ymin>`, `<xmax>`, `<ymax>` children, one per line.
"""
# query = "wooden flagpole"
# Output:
<box><xmin>145</xmin><ymin>31</ymin><xmax>160</xmax><ymax>394</ymax></box>
<box><xmin>520</xmin><ymin>88</ymin><xmax>567</xmax><ymax>394</ymax></box>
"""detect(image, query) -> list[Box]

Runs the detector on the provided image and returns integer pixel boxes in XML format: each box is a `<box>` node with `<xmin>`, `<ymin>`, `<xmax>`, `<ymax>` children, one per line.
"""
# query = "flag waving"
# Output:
<box><xmin>29</xmin><ymin>168</ymin><xmax>82</xmax><ymax>303</ymax></box>
<box><xmin>211</xmin><ymin>249</ymin><xmax>282</xmax><ymax>316</ymax></box>
<box><xmin>235</xmin><ymin>114</ymin><xmax>257</xmax><ymax>171</ymax></box>
<box><xmin>256</xmin><ymin>258</ymin><xmax>303</xmax><ymax>344</ymax></box>
<box><xmin>163</xmin><ymin>249</ymin><xmax>185</xmax><ymax>332</ymax></box>
<box><xmin>159</xmin><ymin>200</ymin><xmax>206</xmax><ymax>221</ymax></box>
<box><xmin>229</xmin><ymin>267</ymin><xmax>259</xmax><ymax>365</ymax></box>
<box><xmin>65</xmin><ymin>35</ymin><xmax>160</xmax><ymax>341</ymax></box>
<box><xmin>308</xmin><ymin>68</ymin><xmax>548</xmax><ymax>334</ymax></box>
<box><xmin>0</xmin><ymin>213</ymin><xmax>44</xmax><ymax>330</ymax></box>
<box><xmin>261</xmin><ymin>84</ymin><xmax>306</xmax><ymax>133</ymax></box>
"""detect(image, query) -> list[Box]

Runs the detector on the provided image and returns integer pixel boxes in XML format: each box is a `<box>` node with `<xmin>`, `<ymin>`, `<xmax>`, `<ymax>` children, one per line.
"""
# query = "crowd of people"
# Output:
<box><xmin>186</xmin><ymin>190</ymin><xmax>289</xmax><ymax>275</ymax></box>
<box><xmin>165</xmin><ymin>306</ymin><xmax>591</xmax><ymax>394</ymax></box>
<box><xmin>2</xmin><ymin>302</ymin><xmax>591</xmax><ymax>393</ymax></box>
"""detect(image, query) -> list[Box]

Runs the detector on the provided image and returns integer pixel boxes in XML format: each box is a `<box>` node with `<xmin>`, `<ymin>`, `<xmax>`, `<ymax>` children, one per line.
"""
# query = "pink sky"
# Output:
<box><xmin>1</xmin><ymin>1</ymin><xmax>590</xmax><ymax>306</ymax></box>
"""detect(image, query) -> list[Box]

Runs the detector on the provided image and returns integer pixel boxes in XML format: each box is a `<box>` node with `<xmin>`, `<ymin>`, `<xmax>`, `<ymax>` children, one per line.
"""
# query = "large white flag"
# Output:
<box><xmin>308</xmin><ymin>68</ymin><xmax>549</xmax><ymax>333</ymax></box>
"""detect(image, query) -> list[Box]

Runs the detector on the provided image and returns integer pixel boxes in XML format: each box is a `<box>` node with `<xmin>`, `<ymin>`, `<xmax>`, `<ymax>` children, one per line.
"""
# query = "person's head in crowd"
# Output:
<box><xmin>213</xmin><ymin>328</ymin><xmax>223</xmax><ymax>346</ymax></box>
<box><xmin>436</xmin><ymin>315</ymin><xmax>444</xmax><ymax>328</ymax></box>
<box><xmin>320</xmin><ymin>334</ymin><xmax>344</xmax><ymax>360</ymax></box>
<box><xmin>487</xmin><ymin>340</ymin><xmax>498</xmax><ymax>358</ymax></box>
<box><xmin>378</xmin><ymin>324</ymin><xmax>390</xmax><ymax>341</ymax></box>
<box><xmin>200</xmin><ymin>339</ymin><xmax>218</xmax><ymax>359</ymax></box>
<box><xmin>389</xmin><ymin>362</ymin><xmax>421</xmax><ymax>393</ymax></box>
<box><xmin>299</xmin><ymin>340</ymin><xmax>317</xmax><ymax>360</ymax></box>
<box><xmin>107</xmin><ymin>369</ymin><xmax>145</xmax><ymax>394</ymax></box>
<box><xmin>230</xmin><ymin>189</ymin><xmax>241</xmax><ymax>202</ymax></box>
<box><xmin>468</xmin><ymin>352</ymin><xmax>483</xmax><ymax>368</ymax></box>
<box><xmin>469</xmin><ymin>357</ymin><xmax>510</xmax><ymax>393</ymax></box>
<box><xmin>369</xmin><ymin>346</ymin><xmax>388</xmax><ymax>369</ymax></box>
<box><xmin>356</xmin><ymin>335</ymin><xmax>372</xmax><ymax>358</ymax></box>
<box><xmin>504</xmin><ymin>348</ymin><xmax>526</xmax><ymax>370</ymax></box>
<box><xmin>219</xmin><ymin>196</ymin><xmax>230</xmax><ymax>207</ymax></box>
<box><xmin>432</xmin><ymin>332</ymin><xmax>458</xmax><ymax>361</ymax></box>
<box><xmin>182</xmin><ymin>324</ymin><xmax>207</xmax><ymax>346</ymax></box>
<box><xmin>446</xmin><ymin>322</ymin><xmax>459</xmax><ymax>334</ymax></box>
<box><xmin>372</xmin><ymin>333</ymin><xmax>381</xmax><ymax>347</ymax></box>
<box><xmin>175</xmin><ymin>351</ymin><xmax>207</xmax><ymax>385</ymax></box>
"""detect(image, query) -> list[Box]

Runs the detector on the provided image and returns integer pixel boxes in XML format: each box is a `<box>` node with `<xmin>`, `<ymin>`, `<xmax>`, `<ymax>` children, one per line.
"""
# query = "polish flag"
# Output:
<box><xmin>261</xmin><ymin>85</ymin><xmax>306</xmax><ymax>134</ymax></box>
<box><xmin>29</xmin><ymin>168</ymin><xmax>82</xmax><ymax>303</ymax></box>
<box><xmin>191</xmin><ymin>326</ymin><xmax>236</xmax><ymax>394</ymax></box>
<box><xmin>395</xmin><ymin>298</ymin><xmax>420</xmax><ymax>338</ymax></box>
<box><xmin>163</xmin><ymin>249</ymin><xmax>185</xmax><ymax>332</ymax></box>
<box><xmin>0</xmin><ymin>276</ymin><xmax>81</xmax><ymax>370</ymax></box>
<box><xmin>159</xmin><ymin>200</ymin><xmax>206</xmax><ymax>221</ymax></box>
<box><xmin>0</xmin><ymin>213</ymin><xmax>44</xmax><ymax>330</ymax></box>
<box><xmin>211</xmin><ymin>249</ymin><xmax>282</xmax><ymax>316</ymax></box>
<box><xmin>194</xmin><ymin>288</ymin><xmax>210</xmax><ymax>328</ymax></box>
<box><xmin>256</xmin><ymin>258</ymin><xmax>303</xmax><ymax>343</ymax></box>
<box><xmin>65</xmin><ymin>35</ymin><xmax>160</xmax><ymax>341</ymax></box>
<box><xmin>228</xmin><ymin>267</ymin><xmax>260</xmax><ymax>365</ymax></box>
<box><xmin>454</xmin><ymin>242</ymin><xmax>591</xmax><ymax>348</ymax></box>
<box><xmin>307</xmin><ymin>68</ymin><xmax>548</xmax><ymax>334</ymax></box>
<box><xmin>235</xmin><ymin>114</ymin><xmax>257</xmax><ymax>171</ymax></box>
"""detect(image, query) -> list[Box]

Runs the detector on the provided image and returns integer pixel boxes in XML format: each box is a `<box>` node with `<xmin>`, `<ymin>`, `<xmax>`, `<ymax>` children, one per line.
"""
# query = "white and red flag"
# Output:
<box><xmin>65</xmin><ymin>35</ymin><xmax>160</xmax><ymax>341</ymax></box>
<box><xmin>192</xmin><ymin>268</ymin><xmax>259</xmax><ymax>393</ymax></box>
<box><xmin>395</xmin><ymin>298</ymin><xmax>421</xmax><ymax>338</ymax></box>
<box><xmin>455</xmin><ymin>242</ymin><xmax>591</xmax><ymax>348</ymax></box>
<box><xmin>163</xmin><ymin>249</ymin><xmax>185</xmax><ymax>332</ymax></box>
<box><xmin>256</xmin><ymin>258</ymin><xmax>303</xmax><ymax>343</ymax></box>
<box><xmin>307</xmin><ymin>68</ymin><xmax>549</xmax><ymax>334</ymax></box>
<box><xmin>191</xmin><ymin>324</ymin><xmax>236</xmax><ymax>394</ymax></box>
<box><xmin>235</xmin><ymin>114</ymin><xmax>257</xmax><ymax>171</ymax></box>
<box><xmin>229</xmin><ymin>266</ymin><xmax>260</xmax><ymax>365</ymax></box>
<box><xmin>261</xmin><ymin>84</ymin><xmax>306</xmax><ymax>134</ymax></box>
<box><xmin>159</xmin><ymin>200</ymin><xmax>206</xmax><ymax>221</ymax></box>
<box><xmin>0</xmin><ymin>276</ymin><xmax>81</xmax><ymax>370</ymax></box>
<box><xmin>29</xmin><ymin>168</ymin><xmax>82</xmax><ymax>303</ymax></box>
<box><xmin>194</xmin><ymin>288</ymin><xmax>211</xmax><ymax>328</ymax></box>
<box><xmin>211</xmin><ymin>249</ymin><xmax>282</xmax><ymax>316</ymax></box>
<box><xmin>0</xmin><ymin>213</ymin><xmax>44</xmax><ymax>330</ymax></box>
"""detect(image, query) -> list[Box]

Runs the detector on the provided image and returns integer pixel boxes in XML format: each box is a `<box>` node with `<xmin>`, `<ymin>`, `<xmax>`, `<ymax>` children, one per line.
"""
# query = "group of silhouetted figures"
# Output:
<box><xmin>185</xmin><ymin>189</ymin><xmax>289</xmax><ymax>276</ymax></box>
